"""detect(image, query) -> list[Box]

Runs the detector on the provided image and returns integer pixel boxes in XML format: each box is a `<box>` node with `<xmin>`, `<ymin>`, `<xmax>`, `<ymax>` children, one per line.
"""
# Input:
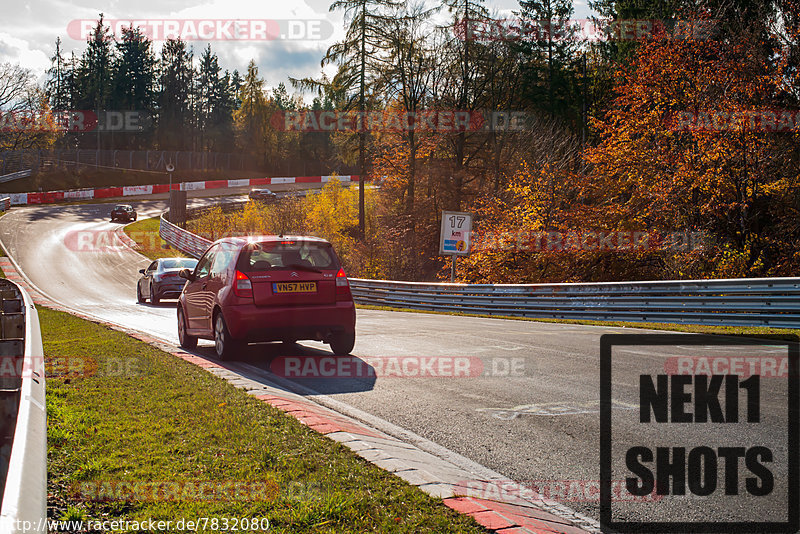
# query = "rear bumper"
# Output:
<box><xmin>223</xmin><ymin>301</ymin><xmax>355</xmax><ymax>342</ymax></box>
<box><xmin>154</xmin><ymin>282</ymin><xmax>186</xmax><ymax>298</ymax></box>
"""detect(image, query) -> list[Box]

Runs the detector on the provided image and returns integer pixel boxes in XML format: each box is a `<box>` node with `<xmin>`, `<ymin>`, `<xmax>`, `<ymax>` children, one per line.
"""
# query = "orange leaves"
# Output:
<box><xmin>581</xmin><ymin>14</ymin><xmax>800</xmax><ymax>277</ymax></box>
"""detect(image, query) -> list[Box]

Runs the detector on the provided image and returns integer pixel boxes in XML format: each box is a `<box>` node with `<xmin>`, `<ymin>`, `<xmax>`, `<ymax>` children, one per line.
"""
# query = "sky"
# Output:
<box><xmin>0</xmin><ymin>0</ymin><xmax>594</xmax><ymax>98</ymax></box>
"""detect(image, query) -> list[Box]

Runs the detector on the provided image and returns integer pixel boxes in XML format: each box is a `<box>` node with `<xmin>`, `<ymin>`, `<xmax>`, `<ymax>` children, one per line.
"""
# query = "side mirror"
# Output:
<box><xmin>138</xmin><ymin>269</ymin><xmax>146</xmax><ymax>274</ymax></box>
<box><xmin>179</xmin><ymin>268</ymin><xmax>195</xmax><ymax>281</ymax></box>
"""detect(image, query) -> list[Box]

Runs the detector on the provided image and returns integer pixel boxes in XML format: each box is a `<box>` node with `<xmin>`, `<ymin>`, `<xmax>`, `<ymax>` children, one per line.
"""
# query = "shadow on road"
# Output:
<box><xmin>23</xmin><ymin>204</ymin><xmax>121</xmax><ymax>222</ymax></box>
<box><xmin>188</xmin><ymin>341</ymin><xmax>377</xmax><ymax>395</ymax></box>
<box><xmin>16</xmin><ymin>200</ymin><xmax>170</xmax><ymax>222</ymax></box>
<box><xmin>136</xmin><ymin>301</ymin><xmax>178</xmax><ymax>308</ymax></box>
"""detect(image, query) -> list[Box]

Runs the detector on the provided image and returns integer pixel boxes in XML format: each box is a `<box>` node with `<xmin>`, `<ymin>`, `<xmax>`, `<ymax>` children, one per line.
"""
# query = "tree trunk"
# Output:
<box><xmin>358</xmin><ymin>2</ymin><xmax>367</xmax><ymax>239</ymax></box>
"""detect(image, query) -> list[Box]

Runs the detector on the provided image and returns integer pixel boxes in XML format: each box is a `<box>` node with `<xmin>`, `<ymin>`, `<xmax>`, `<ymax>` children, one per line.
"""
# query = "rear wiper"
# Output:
<box><xmin>284</xmin><ymin>263</ymin><xmax>321</xmax><ymax>273</ymax></box>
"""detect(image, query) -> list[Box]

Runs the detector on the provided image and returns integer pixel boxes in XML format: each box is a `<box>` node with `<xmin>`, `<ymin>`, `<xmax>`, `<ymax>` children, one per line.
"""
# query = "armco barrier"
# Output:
<box><xmin>0</xmin><ymin>279</ymin><xmax>47</xmax><ymax>533</ymax></box>
<box><xmin>7</xmin><ymin>175</ymin><xmax>359</xmax><ymax>206</ymax></box>
<box><xmin>159</xmin><ymin>212</ymin><xmax>212</xmax><ymax>259</ymax></box>
<box><xmin>158</xmin><ymin>192</ymin><xmax>318</xmax><ymax>258</ymax></box>
<box><xmin>159</xmin><ymin>213</ymin><xmax>800</xmax><ymax>329</ymax></box>
<box><xmin>349</xmin><ymin>278</ymin><xmax>800</xmax><ymax>328</ymax></box>
<box><xmin>0</xmin><ymin>170</ymin><xmax>31</xmax><ymax>185</ymax></box>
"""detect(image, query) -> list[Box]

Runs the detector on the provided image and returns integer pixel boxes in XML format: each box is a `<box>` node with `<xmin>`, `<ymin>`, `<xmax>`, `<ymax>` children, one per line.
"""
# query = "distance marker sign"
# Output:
<box><xmin>440</xmin><ymin>211</ymin><xmax>472</xmax><ymax>256</ymax></box>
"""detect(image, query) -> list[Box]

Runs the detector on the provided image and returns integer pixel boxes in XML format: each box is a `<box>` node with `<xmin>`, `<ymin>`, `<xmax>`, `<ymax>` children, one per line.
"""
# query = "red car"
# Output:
<box><xmin>176</xmin><ymin>236</ymin><xmax>356</xmax><ymax>360</ymax></box>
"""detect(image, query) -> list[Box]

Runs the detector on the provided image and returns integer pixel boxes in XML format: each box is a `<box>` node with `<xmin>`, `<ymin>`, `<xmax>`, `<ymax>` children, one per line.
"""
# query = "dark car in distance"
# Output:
<box><xmin>248</xmin><ymin>188</ymin><xmax>278</xmax><ymax>202</ymax></box>
<box><xmin>137</xmin><ymin>257</ymin><xmax>199</xmax><ymax>304</ymax></box>
<box><xmin>176</xmin><ymin>236</ymin><xmax>356</xmax><ymax>360</ymax></box>
<box><xmin>110</xmin><ymin>204</ymin><xmax>137</xmax><ymax>222</ymax></box>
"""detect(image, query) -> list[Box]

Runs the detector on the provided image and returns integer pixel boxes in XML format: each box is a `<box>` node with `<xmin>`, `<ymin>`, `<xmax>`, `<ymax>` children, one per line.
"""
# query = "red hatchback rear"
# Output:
<box><xmin>176</xmin><ymin>236</ymin><xmax>356</xmax><ymax>360</ymax></box>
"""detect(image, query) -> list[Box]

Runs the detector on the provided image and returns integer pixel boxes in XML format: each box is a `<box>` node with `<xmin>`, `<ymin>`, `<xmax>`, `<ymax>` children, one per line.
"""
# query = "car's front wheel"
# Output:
<box><xmin>177</xmin><ymin>307</ymin><xmax>197</xmax><ymax>349</ymax></box>
<box><xmin>329</xmin><ymin>332</ymin><xmax>355</xmax><ymax>356</ymax></box>
<box><xmin>136</xmin><ymin>283</ymin><xmax>145</xmax><ymax>303</ymax></box>
<box><xmin>214</xmin><ymin>312</ymin><xmax>242</xmax><ymax>361</ymax></box>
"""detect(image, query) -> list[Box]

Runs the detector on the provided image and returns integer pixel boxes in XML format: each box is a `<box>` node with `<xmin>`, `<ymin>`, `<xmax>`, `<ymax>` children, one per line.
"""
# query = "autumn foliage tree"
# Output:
<box><xmin>459</xmin><ymin>11</ymin><xmax>800</xmax><ymax>284</ymax></box>
<box><xmin>583</xmin><ymin>17</ymin><xmax>799</xmax><ymax>278</ymax></box>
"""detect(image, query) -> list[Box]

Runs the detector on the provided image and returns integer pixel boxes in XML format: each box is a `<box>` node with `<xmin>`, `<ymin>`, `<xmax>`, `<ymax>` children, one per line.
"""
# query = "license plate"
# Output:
<box><xmin>273</xmin><ymin>282</ymin><xmax>317</xmax><ymax>293</ymax></box>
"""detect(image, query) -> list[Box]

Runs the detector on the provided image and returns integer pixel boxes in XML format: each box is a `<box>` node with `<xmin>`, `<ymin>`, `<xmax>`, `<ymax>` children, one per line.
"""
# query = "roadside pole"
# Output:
<box><xmin>166</xmin><ymin>162</ymin><xmax>175</xmax><ymax>196</ymax></box>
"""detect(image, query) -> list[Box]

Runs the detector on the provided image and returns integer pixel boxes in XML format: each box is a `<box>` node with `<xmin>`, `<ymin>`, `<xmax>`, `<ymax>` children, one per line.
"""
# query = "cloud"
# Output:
<box><xmin>9</xmin><ymin>0</ymin><xmax>345</xmax><ymax>93</ymax></box>
<box><xmin>0</xmin><ymin>33</ymin><xmax>51</xmax><ymax>83</ymax></box>
<box><xmin>2</xmin><ymin>0</ymin><xmax>598</xmax><ymax>99</ymax></box>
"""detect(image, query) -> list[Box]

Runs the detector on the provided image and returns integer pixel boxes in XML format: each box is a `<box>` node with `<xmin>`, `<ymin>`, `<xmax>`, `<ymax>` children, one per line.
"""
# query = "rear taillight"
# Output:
<box><xmin>233</xmin><ymin>270</ymin><xmax>253</xmax><ymax>299</ymax></box>
<box><xmin>335</xmin><ymin>268</ymin><xmax>351</xmax><ymax>300</ymax></box>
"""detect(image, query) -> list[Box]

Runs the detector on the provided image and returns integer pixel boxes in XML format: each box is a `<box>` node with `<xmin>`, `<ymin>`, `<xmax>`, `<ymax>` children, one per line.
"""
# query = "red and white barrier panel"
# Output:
<box><xmin>8</xmin><ymin>175</ymin><xmax>360</xmax><ymax>206</ymax></box>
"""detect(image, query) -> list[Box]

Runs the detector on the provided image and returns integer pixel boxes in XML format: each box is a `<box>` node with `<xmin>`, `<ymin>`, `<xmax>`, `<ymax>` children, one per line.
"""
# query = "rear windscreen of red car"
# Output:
<box><xmin>238</xmin><ymin>241</ymin><xmax>340</xmax><ymax>306</ymax></box>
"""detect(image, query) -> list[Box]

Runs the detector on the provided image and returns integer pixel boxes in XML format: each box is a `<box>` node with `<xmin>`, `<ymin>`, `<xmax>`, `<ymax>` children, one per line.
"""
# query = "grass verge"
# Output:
<box><xmin>0</xmin><ymin>235</ymin><xmax>6</xmax><ymax>277</ymax></box>
<box><xmin>123</xmin><ymin>217</ymin><xmax>189</xmax><ymax>260</ymax></box>
<box><xmin>43</xmin><ymin>307</ymin><xmax>487</xmax><ymax>533</ymax></box>
<box><xmin>355</xmin><ymin>304</ymin><xmax>800</xmax><ymax>340</ymax></box>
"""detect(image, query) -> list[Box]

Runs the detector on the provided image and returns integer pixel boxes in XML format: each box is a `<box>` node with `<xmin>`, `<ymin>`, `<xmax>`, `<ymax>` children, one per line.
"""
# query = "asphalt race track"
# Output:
<box><xmin>1</xmin><ymin>200</ymin><xmax>793</xmax><ymax>528</ymax></box>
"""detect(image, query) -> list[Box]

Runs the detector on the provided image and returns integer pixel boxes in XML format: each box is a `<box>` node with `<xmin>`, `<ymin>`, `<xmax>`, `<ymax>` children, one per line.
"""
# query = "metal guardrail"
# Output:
<box><xmin>0</xmin><ymin>170</ymin><xmax>31</xmax><ymax>184</ymax></box>
<box><xmin>349</xmin><ymin>278</ymin><xmax>800</xmax><ymax>328</ymax></box>
<box><xmin>160</xmin><ymin>211</ymin><xmax>212</xmax><ymax>259</ymax></box>
<box><xmin>0</xmin><ymin>279</ymin><xmax>47</xmax><ymax>532</ymax></box>
<box><xmin>158</xmin><ymin>198</ymin><xmax>294</xmax><ymax>258</ymax></box>
<box><xmin>160</xmin><ymin>210</ymin><xmax>800</xmax><ymax>329</ymax></box>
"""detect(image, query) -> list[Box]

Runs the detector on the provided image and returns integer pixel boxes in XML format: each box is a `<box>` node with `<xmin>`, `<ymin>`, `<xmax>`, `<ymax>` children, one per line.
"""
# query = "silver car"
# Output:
<box><xmin>137</xmin><ymin>257</ymin><xmax>198</xmax><ymax>304</ymax></box>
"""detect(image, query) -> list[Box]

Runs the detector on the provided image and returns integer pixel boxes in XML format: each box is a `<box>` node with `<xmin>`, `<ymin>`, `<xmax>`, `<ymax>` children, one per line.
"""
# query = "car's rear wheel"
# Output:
<box><xmin>136</xmin><ymin>283</ymin><xmax>145</xmax><ymax>303</ymax></box>
<box><xmin>149</xmin><ymin>284</ymin><xmax>160</xmax><ymax>305</ymax></box>
<box><xmin>329</xmin><ymin>332</ymin><xmax>355</xmax><ymax>356</ymax></box>
<box><xmin>214</xmin><ymin>312</ymin><xmax>242</xmax><ymax>361</ymax></box>
<box><xmin>177</xmin><ymin>307</ymin><xmax>197</xmax><ymax>349</ymax></box>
